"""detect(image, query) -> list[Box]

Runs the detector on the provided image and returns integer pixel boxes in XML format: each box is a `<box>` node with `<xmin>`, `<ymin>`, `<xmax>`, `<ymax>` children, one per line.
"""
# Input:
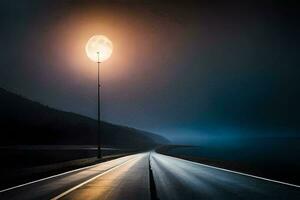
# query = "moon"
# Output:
<box><xmin>85</xmin><ymin>35</ymin><xmax>113</xmax><ymax>62</ymax></box>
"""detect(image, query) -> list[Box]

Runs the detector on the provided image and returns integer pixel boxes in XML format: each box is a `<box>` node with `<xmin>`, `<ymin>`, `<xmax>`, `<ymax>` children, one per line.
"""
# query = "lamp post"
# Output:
<box><xmin>97</xmin><ymin>52</ymin><xmax>101</xmax><ymax>159</ymax></box>
<box><xmin>86</xmin><ymin>35</ymin><xmax>113</xmax><ymax>159</ymax></box>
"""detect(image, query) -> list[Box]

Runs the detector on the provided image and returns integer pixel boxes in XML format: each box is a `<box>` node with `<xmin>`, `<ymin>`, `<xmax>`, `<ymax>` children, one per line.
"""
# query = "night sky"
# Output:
<box><xmin>0</xmin><ymin>0</ymin><xmax>299</xmax><ymax>144</ymax></box>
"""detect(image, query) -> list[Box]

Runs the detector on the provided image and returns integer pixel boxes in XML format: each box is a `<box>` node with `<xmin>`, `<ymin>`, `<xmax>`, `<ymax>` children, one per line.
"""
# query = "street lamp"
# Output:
<box><xmin>86</xmin><ymin>35</ymin><xmax>113</xmax><ymax>158</ymax></box>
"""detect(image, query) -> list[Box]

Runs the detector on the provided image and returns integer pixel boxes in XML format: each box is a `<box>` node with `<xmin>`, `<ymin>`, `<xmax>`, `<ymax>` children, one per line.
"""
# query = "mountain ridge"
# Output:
<box><xmin>0</xmin><ymin>87</ymin><xmax>169</xmax><ymax>149</ymax></box>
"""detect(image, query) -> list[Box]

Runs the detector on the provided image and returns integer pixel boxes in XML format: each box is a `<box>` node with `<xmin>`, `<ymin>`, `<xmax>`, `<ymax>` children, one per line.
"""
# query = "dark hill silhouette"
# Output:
<box><xmin>0</xmin><ymin>88</ymin><xmax>169</xmax><ymax>149</ymax></box>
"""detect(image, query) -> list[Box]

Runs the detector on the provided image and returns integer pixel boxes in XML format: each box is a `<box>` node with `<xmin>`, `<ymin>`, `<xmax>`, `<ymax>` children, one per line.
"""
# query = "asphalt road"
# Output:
<box><xmin>0</xmin><ymin>153</ymin><xmax>150</xmax><ymax>200</ymax></box>
<box><xmin>1</xmin><ymin>151</ymin><xmax>300</xmax><ymax>200</ymax></box>
<box><xmin>150</xmin><ymin>152</ymin><xmax>300</xmax><ymax>200</ymax></box>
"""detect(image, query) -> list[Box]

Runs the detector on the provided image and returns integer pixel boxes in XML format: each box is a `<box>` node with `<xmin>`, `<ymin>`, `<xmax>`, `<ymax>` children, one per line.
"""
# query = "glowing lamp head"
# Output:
<box><xmin>85</xmin><ymin>35</ymin><xmax>113</xmax><ymax>62</ymax></box>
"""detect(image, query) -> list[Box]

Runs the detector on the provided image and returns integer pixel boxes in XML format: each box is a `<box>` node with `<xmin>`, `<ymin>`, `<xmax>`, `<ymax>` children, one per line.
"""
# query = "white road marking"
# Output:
<box><xmin>51</xmin><ymin>155</ymin><xmax>140</xmax><ymax>200</ymax></box>
<box><xmin>153</xmin><ymin>152</ymin><xmax>300</xmax><ymax>188</ymax></box>
<box><xmin>0</xmin><ymin>154</ymin><xmax>134</xmax><ymax>193</ymax></box>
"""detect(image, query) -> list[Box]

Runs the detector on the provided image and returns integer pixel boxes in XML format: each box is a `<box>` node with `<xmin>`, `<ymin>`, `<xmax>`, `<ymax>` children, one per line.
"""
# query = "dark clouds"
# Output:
<box><xmin>0</xmin><ymin>0</ymin><xmax>299</xmax><ymax>143</ymax></box>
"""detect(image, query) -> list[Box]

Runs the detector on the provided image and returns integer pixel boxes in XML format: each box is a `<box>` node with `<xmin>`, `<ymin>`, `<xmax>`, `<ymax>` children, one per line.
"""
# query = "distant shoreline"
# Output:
<box><xmin>0</xmin><ymin>145</ymin><xmax>123</xmax><ymax>151</ymax></box>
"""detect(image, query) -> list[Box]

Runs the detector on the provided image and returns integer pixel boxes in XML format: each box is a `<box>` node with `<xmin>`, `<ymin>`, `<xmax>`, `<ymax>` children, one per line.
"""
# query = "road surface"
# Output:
<box><xmin>0</xmin><ymin>153</ymin><xmax>150</xmax><ymax>200</ymax></box>
<box><xmin>150</xmin><ymin>152</ymin><xmax>300</xmax><ymax>200</ymax></box>
<box><xmin>1</xmin><ymin>151</ymin><xmax>300</xmax><ymax>200</ymax></box>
